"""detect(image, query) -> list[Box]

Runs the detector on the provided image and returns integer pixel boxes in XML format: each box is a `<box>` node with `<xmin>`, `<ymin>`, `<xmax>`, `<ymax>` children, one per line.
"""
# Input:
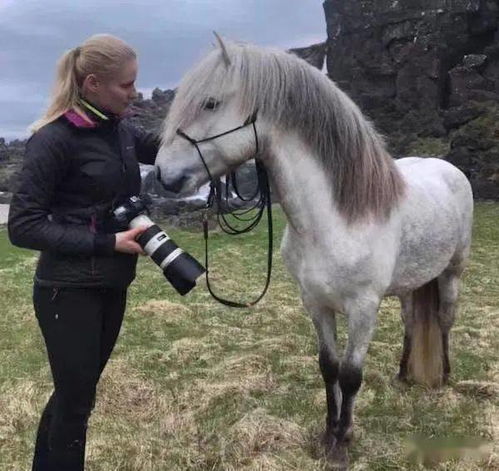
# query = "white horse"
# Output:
<box><xmin>155</xmin><ymin>37</ymin><xmax>473</xmax><ymax>466</ymax></box>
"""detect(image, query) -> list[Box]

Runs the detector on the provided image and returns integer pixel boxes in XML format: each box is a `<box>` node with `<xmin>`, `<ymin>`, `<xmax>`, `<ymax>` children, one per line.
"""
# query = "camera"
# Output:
<box><xmin>112</xmin><ymin>196</ymin><xmax>205</xmax><ymax>295</ymax></box>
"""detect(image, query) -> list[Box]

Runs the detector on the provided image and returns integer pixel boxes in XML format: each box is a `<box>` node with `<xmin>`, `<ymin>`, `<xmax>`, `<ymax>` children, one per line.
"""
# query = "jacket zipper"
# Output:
<box><xmin>90</xmin><ymin>213</ymin><xmax>97</xmax><ymax>276</ymax></box>
<box><xmin>51</xmin><ymin>288</ymin><xmax>60</xmax><ymax>320</ymax></box>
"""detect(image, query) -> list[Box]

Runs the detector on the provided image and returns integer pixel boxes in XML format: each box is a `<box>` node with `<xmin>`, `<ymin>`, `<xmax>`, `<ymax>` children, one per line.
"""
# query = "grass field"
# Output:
<box><xmin>0</xmin><ymin>203</ymin><xmax>497</xmax><ymax>470</ymax></box>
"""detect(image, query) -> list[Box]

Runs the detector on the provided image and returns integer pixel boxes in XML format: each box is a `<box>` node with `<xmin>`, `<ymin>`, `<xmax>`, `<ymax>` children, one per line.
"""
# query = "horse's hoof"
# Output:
<box><xmin>395</xmin><ymin>372</ymin><xmax>414</xmax><ymax>387</ymax></box>
<box><xmin>307</xmin><ymin>428</ymin><xmax>334</xmax><ymax>460</ymax></box>
<box><xmin>325</xmin><ymin>442</ymin><xmax>349</xmax><ymax>470</ymax></box>
<box><xmin>320</xmin><ymin>429</ymin><xmax>338</xmax><ymax>450</ymax></box>
<box><xmin>339</xmin><ymin>428</ymin><xmax>353</xmax><ymax>444</ymax></box>
<box><xmin>397</xmin><ymin>370</ymin><xmax>408</xmax><ymax>382</ymax></box>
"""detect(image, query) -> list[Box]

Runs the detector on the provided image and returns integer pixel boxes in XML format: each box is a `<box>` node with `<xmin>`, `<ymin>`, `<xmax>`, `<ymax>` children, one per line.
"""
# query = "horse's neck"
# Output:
<box><xmin>265</xmin><ymin>130</ymin><xmax>345</xmax><ymax>237</ymax></box>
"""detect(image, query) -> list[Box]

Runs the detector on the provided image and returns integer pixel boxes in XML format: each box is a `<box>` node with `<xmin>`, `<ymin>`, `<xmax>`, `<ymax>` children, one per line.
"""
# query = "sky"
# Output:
<box><xmin>0</xmin><ymin>0</ymin><xmax>327</xmax><ymax>141</ymax></box>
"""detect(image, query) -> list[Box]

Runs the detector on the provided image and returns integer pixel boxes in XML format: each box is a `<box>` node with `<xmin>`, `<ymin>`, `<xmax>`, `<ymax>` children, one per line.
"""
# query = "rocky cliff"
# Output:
<box><xmin>323</xmin><ymin>0</ymin><xmax>499</xmax><ymax>198</ymax></box>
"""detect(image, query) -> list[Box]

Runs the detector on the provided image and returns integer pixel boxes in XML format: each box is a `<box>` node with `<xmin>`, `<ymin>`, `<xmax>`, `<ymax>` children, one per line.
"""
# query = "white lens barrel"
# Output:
<box><xmin>160</xmin><ymin>248</ymin><xmax>184</xmax><ymax>270</ymax></box>
<box><xmin>129</xmin><ymin>214</ymin><xmax>154</xmax><ymax>229</ymax></box>
<box><xmin>143</xmin><ymin>231</ymin><xmax>171</xmax><ymax>256</ymax></box>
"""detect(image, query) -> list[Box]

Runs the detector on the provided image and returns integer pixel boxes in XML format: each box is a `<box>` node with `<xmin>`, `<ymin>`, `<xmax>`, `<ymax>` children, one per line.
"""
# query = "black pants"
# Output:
<box><xmin>32</xmin><ymin>284</ymin><xmax>127</xmax><ymax>471</ymax></box>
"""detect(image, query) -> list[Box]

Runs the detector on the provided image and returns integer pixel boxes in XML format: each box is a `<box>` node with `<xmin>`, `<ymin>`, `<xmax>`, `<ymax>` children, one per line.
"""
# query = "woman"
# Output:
<box><xmin>8</xmin><ymin>34</ymin><xmax>160</xmax><ymax>470</ymax></box>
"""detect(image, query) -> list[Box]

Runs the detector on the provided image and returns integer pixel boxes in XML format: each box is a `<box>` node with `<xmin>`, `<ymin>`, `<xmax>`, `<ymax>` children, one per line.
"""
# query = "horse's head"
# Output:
<box><xmin>156</xmin><ymin>34</ymin><xmax>261</xmax><ymax>195</ymax></box>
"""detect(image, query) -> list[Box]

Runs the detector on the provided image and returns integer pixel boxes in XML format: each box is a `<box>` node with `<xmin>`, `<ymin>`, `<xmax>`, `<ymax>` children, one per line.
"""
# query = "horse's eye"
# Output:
<box><xmin>204</xmin><ymin>98</ymin><xmax>220</xmax><ymax>111</ymax></box>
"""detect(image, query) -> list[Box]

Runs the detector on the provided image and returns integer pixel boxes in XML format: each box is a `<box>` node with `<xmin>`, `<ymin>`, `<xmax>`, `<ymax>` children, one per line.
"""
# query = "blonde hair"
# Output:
<box><xmin>31</xmin><ymin>34</ymin><xmax>136</xmax><ymax>132</ymax></box>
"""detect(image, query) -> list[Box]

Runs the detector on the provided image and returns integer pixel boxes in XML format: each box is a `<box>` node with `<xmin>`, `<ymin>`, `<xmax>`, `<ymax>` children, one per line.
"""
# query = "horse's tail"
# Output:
<box><xmin>407</xmin><ymin>278</ymin><xmax>443</xmax><ymax>388</ymax></box>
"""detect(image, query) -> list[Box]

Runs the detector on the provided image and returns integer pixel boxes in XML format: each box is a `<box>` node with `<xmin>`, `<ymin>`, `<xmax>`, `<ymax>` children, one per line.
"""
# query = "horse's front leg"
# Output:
<box><xmin>333</xmin><ymin>299</ymin><xmax>379</xmax><ymax>466</ymax></box>
<box><xmin>304</xmin><ymin>297</ymin><xmax>341</xmax><ymax>452</ymax></box>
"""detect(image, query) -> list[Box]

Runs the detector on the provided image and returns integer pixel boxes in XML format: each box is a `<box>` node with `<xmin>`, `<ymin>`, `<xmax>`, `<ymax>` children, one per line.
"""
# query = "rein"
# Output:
<box><xmin>176</xmin><ymin>113</ymin><xmax>273</xmax><ymax>308</ymax></box>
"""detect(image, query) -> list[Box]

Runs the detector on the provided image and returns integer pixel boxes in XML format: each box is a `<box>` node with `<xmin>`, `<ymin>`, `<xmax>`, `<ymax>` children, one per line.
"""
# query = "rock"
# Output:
<box><xmin>447</xmin><ymin>102</ymin><xmax>499</xmax><ymax>198</ymax></box>
<box><xmin>442</xmin><ymin>104</ymin><xmax>484</xmax><ymax>130</ymax></box>
<box><xmin>126</xmin><ymin>87</ymin><xmax>176</xmax><ymax>134</ymax></box>
<box><xmin>0</xmin><ymin>138</ymin><xmax>7</xmax><ymax>161</ymax></box>
<box><xmin>0</xmin><ymin>191</ymin><xmax>12</xmax><ymax>203</ymax></box>
<box><xmin>152</xmin><ymin>87</ymin><xmax>175</xmax><ymax>106</ymax></box>
<box><xmin>289</xmin><ymin>42</ymin><xmax>328</xmax><ymax>69</ymax></box>
<box><xmin>448</xmin><ymin>66</ymin><xmax>497</xmax><ymax>107</ymax></box>
<box><xmin>323</xmin><ymin>0</ymin><xmax>499</xmax><ymax>198</ymax></box>
<box><xmin>463</xmin><ymin>54</ymin><xmax>488</xmax><ymax>70</ymax></box>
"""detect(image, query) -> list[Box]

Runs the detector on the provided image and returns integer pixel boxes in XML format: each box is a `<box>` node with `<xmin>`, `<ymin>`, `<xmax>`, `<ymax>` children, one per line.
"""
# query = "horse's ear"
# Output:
<box><xmin>213</xmin><ymin>31</ymin><xmax>231</xmax><ymax>68</ymax></box>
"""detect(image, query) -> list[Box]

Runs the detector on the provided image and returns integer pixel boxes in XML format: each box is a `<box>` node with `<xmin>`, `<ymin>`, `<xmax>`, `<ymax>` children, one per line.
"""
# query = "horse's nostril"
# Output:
<box><xmin>169</xmin><ymin>175</ymin><xmax>188</xmax><ymax>194</ymax></box>
<box><xmin>155</xmin><ymin>165</ymin><xmax>189</xmax><ymax>194</ymax></box>
<box><xmin>157</xmin><ymin>172</ymin><xmax>188</xmax><ymax>194</ymax></box>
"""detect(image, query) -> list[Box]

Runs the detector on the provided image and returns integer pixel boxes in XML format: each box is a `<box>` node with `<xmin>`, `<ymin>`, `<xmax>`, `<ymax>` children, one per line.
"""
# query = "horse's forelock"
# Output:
<box><xmin>162</xmin><ymin>49</ymin><xmax>231</xmax><ymax>143</ymax></box>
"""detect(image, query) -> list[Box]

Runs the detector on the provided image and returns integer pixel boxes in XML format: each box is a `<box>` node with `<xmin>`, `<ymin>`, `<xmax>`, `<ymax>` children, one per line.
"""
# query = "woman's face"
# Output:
<box><xmin>83</xmin><ymin>58</ymin><xmax>138</xmax><ymax>115</ymax></box>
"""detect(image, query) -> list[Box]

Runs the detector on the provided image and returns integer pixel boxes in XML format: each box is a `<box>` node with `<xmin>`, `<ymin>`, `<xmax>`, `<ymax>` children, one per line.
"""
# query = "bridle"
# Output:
<box><xmin>176</xmin><ymin>110</ymin><xmax>258</xmax><ymax>182</ymax></box>
<box><xmin>176</xmin><ymin>111</ymin><xmax>273</xmax><ymax>308</ymax></box>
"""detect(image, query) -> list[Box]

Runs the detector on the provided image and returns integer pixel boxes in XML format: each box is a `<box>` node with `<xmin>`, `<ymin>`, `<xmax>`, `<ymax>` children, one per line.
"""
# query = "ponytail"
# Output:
<box><xmin>31</xmin><ymin>35</ymin><xmax>136</xmax><ymax>132</ymax></box>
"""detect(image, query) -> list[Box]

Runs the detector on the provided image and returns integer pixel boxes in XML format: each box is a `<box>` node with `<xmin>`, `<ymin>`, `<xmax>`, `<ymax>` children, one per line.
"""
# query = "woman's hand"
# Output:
<box><xmin>114</xmin><ymin>226</ymin><xmax>147</xmax><ymax>254</ymax></box>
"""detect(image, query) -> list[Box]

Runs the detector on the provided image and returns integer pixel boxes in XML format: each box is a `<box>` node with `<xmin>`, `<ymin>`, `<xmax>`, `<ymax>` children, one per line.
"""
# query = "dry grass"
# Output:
<box><xmin>0</xmin><ymin>202</ymin><xmax>498</xmax><ymax>470</ymax></box>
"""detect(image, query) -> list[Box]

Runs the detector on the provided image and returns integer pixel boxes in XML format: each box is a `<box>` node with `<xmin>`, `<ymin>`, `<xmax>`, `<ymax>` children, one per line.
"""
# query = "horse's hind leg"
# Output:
<box><xmin>438</xmin><ymin>262</ymin><xmax>466</xmax><ymax>383</ymax></box>
<box><xmin>304</xmin><ymin>297</ymin><xmax>341</xmax><ymax>449</ymax></box>
<box><xmin>398</xmin><ymin>293</ymin><xmax>413</xmax><ymax>382</ymax></box>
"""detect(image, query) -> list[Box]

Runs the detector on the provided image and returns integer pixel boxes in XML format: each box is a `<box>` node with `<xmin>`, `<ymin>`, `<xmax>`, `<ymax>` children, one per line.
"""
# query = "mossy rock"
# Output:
<box><xmin>447</xmin><ymin>101</ymin><xmax>499</xmax><ymax>198</ymax></box>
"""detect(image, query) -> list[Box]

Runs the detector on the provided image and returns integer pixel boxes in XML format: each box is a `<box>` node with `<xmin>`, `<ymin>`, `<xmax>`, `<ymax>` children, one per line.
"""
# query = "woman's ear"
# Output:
<box><xmin>82</xmin><ymin>74</ymin><xmax>100</xmax><ymax>94</ymax></box>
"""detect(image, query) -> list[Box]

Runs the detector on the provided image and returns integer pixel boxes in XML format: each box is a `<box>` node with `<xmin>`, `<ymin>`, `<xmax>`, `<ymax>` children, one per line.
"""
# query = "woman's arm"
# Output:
<box><xmin>133</xmin><ymin>126</ymin><xmax>161</xmax><ymax>165</ymax></box>
<box><xmin>8</xmin><ymin>131</ymin><xmax>116</xmax><ymax>256</ymax></box>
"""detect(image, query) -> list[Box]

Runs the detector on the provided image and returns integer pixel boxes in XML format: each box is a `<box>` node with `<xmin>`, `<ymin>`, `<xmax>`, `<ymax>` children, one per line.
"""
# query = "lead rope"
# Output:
<box><xmin>177</xmin><ymin>115</ymin><xmax>273</xmax><ymax>308</ymax></box>
<box><xmin>203</xmin><ymin>160</ymin><xmax>273</xmax><ymax>308</ymax></box>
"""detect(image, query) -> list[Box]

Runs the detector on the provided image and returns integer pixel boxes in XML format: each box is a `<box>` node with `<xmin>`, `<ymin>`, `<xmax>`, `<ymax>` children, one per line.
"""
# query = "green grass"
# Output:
<box><xmin>0</xmin><ymin>203</ymin><xmax>498</xmax><ymax>470</ymax></box>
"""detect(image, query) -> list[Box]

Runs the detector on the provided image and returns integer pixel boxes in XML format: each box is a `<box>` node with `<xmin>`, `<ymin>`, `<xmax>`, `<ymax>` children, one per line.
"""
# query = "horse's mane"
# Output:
<box><xmin>163</xmin><ymin>41</ymin><xmax>405</xmax><ymax>222</ymax></box>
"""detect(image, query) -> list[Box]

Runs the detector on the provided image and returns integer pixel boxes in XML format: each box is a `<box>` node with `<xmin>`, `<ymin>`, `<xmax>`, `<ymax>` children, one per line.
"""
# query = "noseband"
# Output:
<box><xmin>175</xmin><ymin>112</ymin><xmax>273</xmax><ymax>308</ymax></box>
<box><xmin>176</xmin><ymin>110</ymin><xmax>259</xmax><ymax>183</ymax></box>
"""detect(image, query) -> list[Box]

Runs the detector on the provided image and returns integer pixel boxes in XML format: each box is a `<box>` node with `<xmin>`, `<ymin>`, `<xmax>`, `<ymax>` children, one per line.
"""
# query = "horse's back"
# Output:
<box><xmin>398</xmin><ymin>156</ymin><xmax>473</xmax><ymax>241</ymax></box>
<box><xmin>398</xmin><ymin>156</ymin><xmax>473</xmax><ymax>213</ymax></box>
<box><xmin>397</xmin><ymin>157</ymin><xmax>472</xmax><ymax>200</ymax></box>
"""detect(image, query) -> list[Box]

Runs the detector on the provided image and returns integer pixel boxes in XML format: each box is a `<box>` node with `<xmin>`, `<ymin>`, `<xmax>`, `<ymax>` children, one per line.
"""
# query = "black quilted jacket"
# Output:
<box><xmin>8</xmin><ymin>109</ymin><xmax>159</xmax><ymax>287</ymax></box>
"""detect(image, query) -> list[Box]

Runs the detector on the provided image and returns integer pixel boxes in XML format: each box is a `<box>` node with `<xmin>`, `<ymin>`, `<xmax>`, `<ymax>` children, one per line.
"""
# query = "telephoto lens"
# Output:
<box><xmin>113</xmin><ymin>197</ymin><xmax>205</xmax><ymax>295</ymax></box>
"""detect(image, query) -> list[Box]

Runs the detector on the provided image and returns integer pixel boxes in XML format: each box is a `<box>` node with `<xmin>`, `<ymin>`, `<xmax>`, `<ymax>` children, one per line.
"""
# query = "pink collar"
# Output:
<box><xmin>63</xmin><ymin>110</ymin><xmax>97</xmax><ymax>128</ymax></box>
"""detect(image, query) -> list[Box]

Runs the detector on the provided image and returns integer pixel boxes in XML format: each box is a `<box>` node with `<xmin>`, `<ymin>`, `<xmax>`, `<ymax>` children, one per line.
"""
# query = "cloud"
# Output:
<box><xmin>0</xmin><ymin>0</ymin><xmax>326</xmax><ymax>139</ymax></box>
<box><xmin>0</xmin><ymin>81</ymin><xmax>47</xmax><ymax>105</ymax></box>
<box><xmin>0</xmin><ymin>126</ymin><xmax>31</xmax><ymax>141</ymax></box>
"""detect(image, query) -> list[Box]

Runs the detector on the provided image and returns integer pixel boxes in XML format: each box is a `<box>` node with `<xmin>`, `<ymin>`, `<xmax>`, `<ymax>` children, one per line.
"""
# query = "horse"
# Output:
<box><xmin>154</xmin><ymin>36</ymin><xmax>473</xmax><ymax>466</ymax></box>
